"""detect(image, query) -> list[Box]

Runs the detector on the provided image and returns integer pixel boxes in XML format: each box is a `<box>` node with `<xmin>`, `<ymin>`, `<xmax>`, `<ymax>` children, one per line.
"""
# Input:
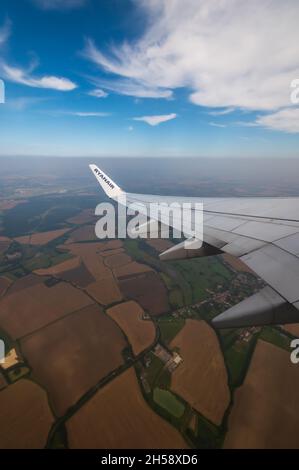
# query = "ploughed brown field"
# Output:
<box><xmin>64</xmin><ymin>243</ymin><xmax>113</xmax><ymax>280</ymax></box>
<box><xmin>20</xmin><ymin>304</ymin><xmax>127</xmax><ymax>416</ymax></box>
<box><xmin>7</xmin><ymin>273</ymin><xmax>43</xmax><ymax>294</ymax></box>
<box><xmin>35</xmin><ymin>256</ymin><xmax>81</xmax><ymax>275</ymax></box>
<box><xmin>14</xmin><ymin>228</ymin><xmax>69</xmax><ymax>246</ymax></box>
<box><xmin>66</xmin><ymin>225</ymin><xmax>97</xmax><ymax>243</ymax></box>
<box><xmin>0</xmin><ymin>276</ymin><xmax>11</xmax><ymax>296</ymax></box>
<box><xmin>96</xmin><ymin>240</ymin><xmax>123</xmax><ymax>251</ymax></box>
<box><xmin>67</xmin><ymin>209</ymin><xmax>97</xmax><ymax>225</ymax></box>
<box><xmin>104</xmin><ymin>253</ymin><xmax>132</xmax><ymax>269</ymax></box>
<box><xmin>0</xmin><ymin>275</ymin><xmax>93</xmax><ymax>339</ymax></box>
<box><xmin>0</xmin><ymin>379</ymin><xmax>54</xmax><ymax>448</ymax></box>
<box><xmin>35</xmin><ymin>257</ymin><xmax>95</xmax><ymax>288</ymax></box>
<box><xmin>113</xmin><ymin>261</ymin><xmax>153</xmax><ymax>279</ymax></box>
<box><xmin>170</xmin><ymin>319</ymin><xmax>230</xmax><ymax>425</ymax></box>
<box><xmin>55</xmin><ymin>263</ymin><xmax>95</xmax><ymax>288</ymax></box>
<box><xmin>67</xmin><ymin>367</ymin><xmax>188</xmax><ymax>449</ymax></box>
<box><xmin>283</xmin><ymin>323</ymin><xmax>299</xmax><ymax>337</ymax></box>
<box><xmin>100</xmin><ymin>248</ymin><xmax>125</xmax><ymax>257</ymax></box>
<box><xmin>86</xmin><ymin>278</ymin><xmax>122</xmax><ymax>305</ymax></box>
<box><xmin>60</xmin><ymin>242</ymin><xmax>124</xmax><ymax>304</ymax></box>
<box><xmin>145</xmin><ymin>239</ymin><xmax>174</xmax><ymax>253</ymax></box>
<box><xmin>119</xmin><ymin>272</ymin><xmax>170</xmax><ymax>316</ymax></box>
<box><xmin>224</xmin><ymin>340</ymin><xmax>299</xmax><ymax>449</ymax></box>
<box><xmin>107</xmin><ymin>301</ymin><xmax>156</xmax><ymax>355</ymax></box>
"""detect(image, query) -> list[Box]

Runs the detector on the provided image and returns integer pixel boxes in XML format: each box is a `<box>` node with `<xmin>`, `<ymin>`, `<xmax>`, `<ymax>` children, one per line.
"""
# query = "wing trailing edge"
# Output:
<box><xmin>159</xmin><ymin>239</ymin><xmax>222</xmax><ymax>261</ymax></box>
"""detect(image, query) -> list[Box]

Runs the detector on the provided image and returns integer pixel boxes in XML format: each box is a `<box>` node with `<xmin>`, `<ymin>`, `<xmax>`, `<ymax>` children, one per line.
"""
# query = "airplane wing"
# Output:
<box><xmin>89</xmin><ymin>164</ymin><xmax>299</xmax><ymax>328</ymax></box>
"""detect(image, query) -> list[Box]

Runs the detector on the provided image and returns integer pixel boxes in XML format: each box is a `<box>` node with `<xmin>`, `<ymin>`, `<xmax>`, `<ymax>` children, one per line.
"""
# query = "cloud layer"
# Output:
<box><xmin>256</xmin><ymin>109</ymin><xmax>299</xmax><ymax>134</ymax></box>
<box><xmin>84</xmin><ymin>0</ymin><xmax>299</xmax><ymax>131</ymax></box>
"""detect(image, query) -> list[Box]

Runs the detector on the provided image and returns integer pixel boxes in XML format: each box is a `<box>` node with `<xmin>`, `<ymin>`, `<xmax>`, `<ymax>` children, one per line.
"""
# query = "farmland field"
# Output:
<box><xmin>120</xmin><ymin>272</ymin><xmax>169</xmax><ymax>316</ymax></box>
<box><xmin>14</xmin><ymin>228</ymin><xmax>70</xmax><ymax>246</ymax></box>
<box><xmin>0</xmin><ymin>379</ymin><xmax>54</xmax><ymax>448</ymax></box>
<box><xmin>66</xmin><ymin>225</ymin><xmax>97</xmax><ymax>243</ymax></box>
<box><xmin>35</xmin><ymin>257</ymin><xmax>95</xmax><ymax>288</ymax></box>
<box><xmin>224</xmin><ymin>340</ymin><xmax>299</xmax><ymax>449</ymax></box>
<box><xmin>67</xmin><ymin>367</ymin><xmax>188</xmax><ymax>449</ymax></box>
<box><xmin>64</xmin><ymin>243</ymin><xmax>113</xmax><ymax>280</ymax></box>
<box><xmin>20</xmin><ymin>304</ymin><xmax>127</xmax><ymax>416</ymax></box>
<box><xmin>67</xmin><ymin>209</ymin><xmax>97</xmax><ymax>225</ymax></box>
<box><xmin>283</xmin><ymin>323</ymin><xmax>299</xmax><ymax>337</ymax></box>
<box><xmin>0</xmin><ymin>276</ymin><xmax>11</xmax><ymax>296</ymax></box>
<box><xmin>86</xmin><ymin>278</ymin><xmax>122</xmax><ymax>305</ymax></box>
<box><xmin>104</xmin><ymin>253</ymin><xmax>132</xmax><ymax>268</ymax></box>
<box><xmin>0</xmin><ymin>179</ymin><xmax>280</xmax><ymax>449</ymax></box>
<box><xmin>113</xmin><ymin>261</ymin><xmax>153</xmax><ymax>279</ymax></box>
<box><xmin>170</xmin><ymin>319</ymin><xmax>230</xmax><ymax>425</ymax></box>
<box><xmin>153</xmin><ymin>388</ymin><xmax>185</xmax><ymax>418</ymax></box>
<box><xmin>107</xmin><ymin>301</ymin><xmax>156</xmax><ymax>355</ymax></box>
<box><xmin>34</xmin><ymin>256</ymin><xmax>80</xmax><ymax>275</ymax></box>
<box><xmin>0</xmin><ymin>275</ymin><xmax>93</xmax><ymax>339</ymax></box>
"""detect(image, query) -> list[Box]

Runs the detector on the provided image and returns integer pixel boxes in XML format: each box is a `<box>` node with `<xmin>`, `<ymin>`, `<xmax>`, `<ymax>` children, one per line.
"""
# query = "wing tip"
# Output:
<box><xmin>89</xmin><ymin>164</ymin><xmax>123</xmax><ymax>198</ymax></box>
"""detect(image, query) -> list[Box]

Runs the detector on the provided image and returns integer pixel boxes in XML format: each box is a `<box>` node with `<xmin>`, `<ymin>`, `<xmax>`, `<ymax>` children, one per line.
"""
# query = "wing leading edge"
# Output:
<box><xmin>89</xmin><ymin>164</ymin><xmax>299</xmax><ymax>328</ymax></box>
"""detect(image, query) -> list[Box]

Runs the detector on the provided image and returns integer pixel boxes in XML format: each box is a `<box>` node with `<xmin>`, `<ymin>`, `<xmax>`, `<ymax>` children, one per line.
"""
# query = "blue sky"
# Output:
<box><xmin>0</xmin><ymin>0</ymin><xmax>299</xmax><ymax>158</ymax></box>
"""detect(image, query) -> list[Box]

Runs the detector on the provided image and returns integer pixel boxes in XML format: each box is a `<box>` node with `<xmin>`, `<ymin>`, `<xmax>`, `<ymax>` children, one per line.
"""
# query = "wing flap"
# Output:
<box><xmin>241</xmin><ymin>245</ymin><xmax>299</xmax><ymax>304</ymax></box>
<box><xmin>212</xmin><ymin>286</ymin><xmax>299</xmax><ymax>328</ymax></box>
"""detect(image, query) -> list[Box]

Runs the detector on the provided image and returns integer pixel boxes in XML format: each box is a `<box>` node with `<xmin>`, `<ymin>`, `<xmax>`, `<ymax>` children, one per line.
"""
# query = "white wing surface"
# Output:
<box><xmin>90</xmin><ymin>164</ymin><xmax>299</xmax><ymax>328</ymax></box>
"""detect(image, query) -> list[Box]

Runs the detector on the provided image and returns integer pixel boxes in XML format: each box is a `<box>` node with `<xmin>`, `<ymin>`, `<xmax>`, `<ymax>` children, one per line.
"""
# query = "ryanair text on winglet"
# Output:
<box><xmin>94</xmin><ymin>167</ymin><xmax>115</xmax><ymax>189</ymax></box>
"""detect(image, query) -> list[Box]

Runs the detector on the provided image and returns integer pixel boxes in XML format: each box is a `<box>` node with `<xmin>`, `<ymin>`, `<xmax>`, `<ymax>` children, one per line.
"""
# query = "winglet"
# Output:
<box><xmin>89</xmin><ymin>164</ymin><xmax>123</xmax><ymax>199</ymax></box>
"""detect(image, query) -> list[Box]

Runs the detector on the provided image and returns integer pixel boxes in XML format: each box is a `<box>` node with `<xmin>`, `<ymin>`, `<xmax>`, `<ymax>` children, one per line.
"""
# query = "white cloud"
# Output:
<box><xmin>256</xmin><ymin>108</ymin><xmax>299</xmax><ymax>133</ymax></box>
<box><xmin>31</xmin><ymin>0</ymin><xmax>87</xmax><ymax>10</ymax></box>
<box><xmin>88</xmin><ymin>88</ymin><xmax>108</xmax><ymax>98</ymax></box>
<box><xmin>87</xmin><ymin>72</ymin><xmax>173</xmax><ymax>99</ymax></box>
<box><xmin>84</xmin><ymin>40</ymin><xmax>173</xmax><ymax>99</ymax></box>
<box><xmin>83</xmin><ymin>0</ymin><xmax>299</xmax><ymax>113</ymax></box>
<box><xmin>2</xmin><ymin>63</ymin><xmax>77</xmax><ymax>91</ymax></box>
<box><xmin>208</xmin><ymin>108</ymin><xmax>235</xmax><ymax>116</ymax></box>
<box><xmin>133</xmin><ymin>113</ymin><xmax>177</xmax><ymax>126</ymax></box>
<box><xmin>0</xmin><ymin>18</ymin><xmax>11</xmax><ymax>46</ymax></box>
<box><xmin>209</xmin><ymin>122</ymin><xmax>226</xmax><ymax>128</ymax></box>
<box><xmin>65</xmin><ymin>111</ymin><xmax>109</xmax><ymax>117</ymax></box>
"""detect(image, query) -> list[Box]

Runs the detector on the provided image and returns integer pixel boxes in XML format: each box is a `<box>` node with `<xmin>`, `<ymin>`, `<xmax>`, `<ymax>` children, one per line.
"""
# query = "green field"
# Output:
<box><xmin>260</xmin><ymin>326</ymin><xmax>292</xmax><ymax>352</ymax></box>
<box><xmin>153</xmin><ymin>388</ymin><xmax>185</xmax><ymax>418</ymax></box>
<box><xmin>186</xmin><ymin>412</ymin><xmax>224</xmax><ymax>449</ymax></box>
<box><xmin>144</xmin><ymin>353</ymin><xmax>171</xmax><ymax>390</ymax></box>
<box><xmin>223</xmin><ymin>337</ymin><xmax>257</xmax><ymax>389</ymax></box>
<box><xmin>170</xmin><ymin>256</ymin><xmax>233</xmax><ymax>304</ymax></box>
<box><xmin>125</xmin><ymin>239</ymin><xmax>235</xmax><ymax>309</ymax></box>
<box><xmin>168</xmin><ymin>289</ymin><xmax>184</xmax><ymax>308</ymax></box>
<box><xmin>158</xmin><ymin>318</ymin><xmax>185</xmax><ymax>345</ymax></box>
<box><xmin>7</xmin><ymin>366</ymin><xmax>30</xmax><ymax>383</ymax></box>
